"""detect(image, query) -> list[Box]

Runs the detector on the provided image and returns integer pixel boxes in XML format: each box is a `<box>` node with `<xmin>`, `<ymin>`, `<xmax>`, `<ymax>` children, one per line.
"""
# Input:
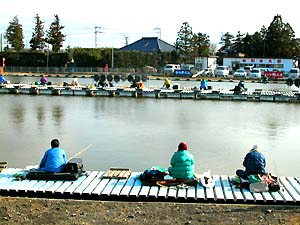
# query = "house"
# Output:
<box><xmin>119</xmin><ymin>37</ymin><xmax>175</xmax><ymax>53</ymax></box>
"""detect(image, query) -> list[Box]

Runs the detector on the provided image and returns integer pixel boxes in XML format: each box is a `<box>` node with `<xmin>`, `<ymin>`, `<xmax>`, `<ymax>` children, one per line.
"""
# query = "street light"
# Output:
<box><xmin>45</xmin><ymin>45</ymin><xmax>49</xmax><ymax>74</ymax></box>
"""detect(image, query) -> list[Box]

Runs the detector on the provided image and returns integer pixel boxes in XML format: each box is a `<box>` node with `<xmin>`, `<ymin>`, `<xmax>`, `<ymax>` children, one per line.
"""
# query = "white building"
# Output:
<box><xmin>223</xmin><ymin>57</ymin><xmax>298</xmax><ymax>74</ymax></box>
<box><xmin>194</xmin><ymin>57</ymin><xmax>218</xmax><ymax>71</ymax></box>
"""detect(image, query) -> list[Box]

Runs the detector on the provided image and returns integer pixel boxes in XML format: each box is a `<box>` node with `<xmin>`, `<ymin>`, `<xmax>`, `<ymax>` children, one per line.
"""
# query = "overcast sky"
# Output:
<box><xmin>0</xmin><ymin>0</ymin><xmax>298</xmax><ymax>49</ymax></box>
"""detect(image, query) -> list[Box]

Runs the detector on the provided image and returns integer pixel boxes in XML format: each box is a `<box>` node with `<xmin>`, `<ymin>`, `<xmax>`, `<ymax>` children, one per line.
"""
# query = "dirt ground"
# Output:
<box><xmin>0</xmin><ymin>197</ymin><xmax>300</xmax><ymax>225</ymax></box>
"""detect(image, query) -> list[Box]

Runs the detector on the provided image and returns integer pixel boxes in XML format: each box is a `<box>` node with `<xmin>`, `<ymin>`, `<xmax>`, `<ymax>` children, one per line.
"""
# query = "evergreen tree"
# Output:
<box><xmin>191</xmin><ymin>32</ymin><xmax>210</xmax><ymax>57</ymax></box>
<box><xmin>5</xmin><ymin>15</ymin><xmax>24</xmax><ymax>51</ymax></box>
<box><xmin>217</xmin><ymin>32</ymin><xmax>234</xmax><ymax>56</ymax></box>
<box><xmin>174</xmin><ymin>22</ymin><xmax>193</xmax><ymax>63</ymax></box>
<box><xmin>46</xmin><ymin>14</ymin><xmax>66</xmax><ymax>52</ymax></box>
<box><xmin>265</xmin><ymin>14</ymin><xmax>298</xmax><ymax>58</ymax></box>
<box><xmin>30</xmin><ymin>14</ymin><xmax>46</xmax><ymax>50</ymax></box>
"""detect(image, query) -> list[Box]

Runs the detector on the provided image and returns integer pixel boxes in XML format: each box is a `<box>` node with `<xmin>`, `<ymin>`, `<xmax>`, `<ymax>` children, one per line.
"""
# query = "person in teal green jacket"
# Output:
<box><xmin>168</xmin><ymin>142</ymin><xmax>195</xmax><ymax>179</ymax></box>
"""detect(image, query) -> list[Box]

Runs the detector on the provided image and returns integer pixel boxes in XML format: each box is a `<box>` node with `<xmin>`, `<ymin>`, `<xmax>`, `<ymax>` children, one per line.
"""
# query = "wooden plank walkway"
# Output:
<box><xmin>1</xmin><ymin>168</ymin><xmax>300</xmax><ymax>205</ymax></box>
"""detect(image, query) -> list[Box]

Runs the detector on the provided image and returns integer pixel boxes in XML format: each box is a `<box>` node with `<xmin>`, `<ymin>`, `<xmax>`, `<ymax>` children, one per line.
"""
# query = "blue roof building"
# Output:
<box><xmin>119</xmin><ymin>37</ymin><xmax>175</xmax><ymax>53</ymax></box>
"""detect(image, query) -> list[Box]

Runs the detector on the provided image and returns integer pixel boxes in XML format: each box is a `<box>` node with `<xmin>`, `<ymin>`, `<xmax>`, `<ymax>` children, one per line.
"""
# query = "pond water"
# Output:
<box><xmin>1</xmin><ymin>76</ymin><xmax>300</xmax><ymax>176</ymax></box>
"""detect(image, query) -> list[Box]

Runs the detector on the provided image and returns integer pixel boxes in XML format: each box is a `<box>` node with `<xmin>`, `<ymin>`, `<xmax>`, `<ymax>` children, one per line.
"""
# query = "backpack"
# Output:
<box><xmin>139</xmin><ymin>166</ymin><xmax>167</xmax><ymax>186</ymax></box>
<box><xmin>267</xmin><ymin>175</ymin><xmax>281</xmax><ymax>192</ymax></box>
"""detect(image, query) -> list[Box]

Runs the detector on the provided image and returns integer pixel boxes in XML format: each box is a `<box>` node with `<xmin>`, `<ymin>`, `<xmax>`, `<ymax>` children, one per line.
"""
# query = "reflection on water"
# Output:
<box><xmin>10</xmin><ymin>105</ymin><xmax>25</xmax><ymax>126</ymax></box>
<box><xmin>1</xmin><ymin>83</ymin><xmax>300</xmax><ymax>177</ymax></box>
<box><xmin>52</xmin><ymin>105</ymin><xmax>63</xmax><ymax>126</ymax></box>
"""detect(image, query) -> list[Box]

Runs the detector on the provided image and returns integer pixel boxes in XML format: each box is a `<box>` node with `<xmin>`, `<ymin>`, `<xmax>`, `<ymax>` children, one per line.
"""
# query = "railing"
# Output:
<box><xmin>3</xmin><ymin>66</ymin><xmax>162</xmax><ymax>75</ymax></box>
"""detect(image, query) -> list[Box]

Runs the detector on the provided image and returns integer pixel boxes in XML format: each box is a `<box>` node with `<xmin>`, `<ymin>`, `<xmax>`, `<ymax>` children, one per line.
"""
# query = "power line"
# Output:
<box><xmin>94</xmin><ymin>26</ymin><xmax>102</xmax><ymax>48</ymax></box>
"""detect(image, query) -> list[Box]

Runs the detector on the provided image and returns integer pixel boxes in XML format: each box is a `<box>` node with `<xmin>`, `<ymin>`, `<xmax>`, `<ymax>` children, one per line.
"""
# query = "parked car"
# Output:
<box><xmin>288</xmin><ymin>68</ymin><xmax>300</xmax><ymax>80</ymax></box>
<box><xmin>203</xmin><ymin>68</ymin><xmax>214</xmax><ymax>76</ymax></box>
<box><xmin>249</xmin><ymin>68</ymin><xmax>262</xmax><ymax>79</ymax></box>
<box><xmin>244</xmin><ymin>66</ymin><xmax>253</xmax><ymax>76</ymax></box>
<box><xmin>214</xmin><ymin>66</ymin><xmax>230</xmax><ymax>77</ymax></box>
<box><xmin>163</xmin><ymin>64</ymin><xmax>180</xmax><ymax>74</ymax></box>
<box><xmin>233</xmin><ymin>69</ymin><xmax>247</xmax><ymax>78</ymax></box>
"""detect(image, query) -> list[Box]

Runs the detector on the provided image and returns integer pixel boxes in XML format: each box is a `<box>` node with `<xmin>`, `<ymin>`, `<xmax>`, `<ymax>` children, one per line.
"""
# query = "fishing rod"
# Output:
<box><xmin>69</xmin><ymin>144</ymin><xmax>92</xmax><ymax>160</ymax></box>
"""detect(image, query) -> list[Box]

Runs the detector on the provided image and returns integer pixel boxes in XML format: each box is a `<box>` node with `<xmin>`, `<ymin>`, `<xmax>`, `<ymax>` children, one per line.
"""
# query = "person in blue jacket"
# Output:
<box><xmin>236</xmin><ymin>145</ymin><xmax>267</xmax><ymax>179</ymax></box>
<box><xmin>38</xmin><ymin>139</ymin><xmax>67</xmax><ymax>173</ymax></box>
<box><xmin>168</xmin><ymin>142</ymin><xmax>195</xmax><ymax>179</ymax></box>
<box><xmin>0</xmin><ymin>75</ymin><xmax>7</xmax><ymax>84</ymax></box>
<box><xmin>200</xmin><ymin>79</ymin><xmax>208</xmax><ymax>90</ymax></box>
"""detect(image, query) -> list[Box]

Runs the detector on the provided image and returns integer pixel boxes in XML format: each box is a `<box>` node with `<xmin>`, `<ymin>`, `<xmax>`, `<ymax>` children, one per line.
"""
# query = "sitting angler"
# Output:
<box><xmin>236</xmin><ymin>145</ymin><xmax>267</xmax><ymax>180</ymax></box>
<box><xmin>168</xmin><ymin>142</ymin><xmax>195</xmax><ymax>181</ymax></box>
<box><xmin>38</xmin><ymin>139</ymin><xmax>67</xmax><ymax>173</ymax></box>
<box><xmin>40</xmin><ymin>75</ymin><xmax>48</xmax><ymax>85</ymax></box>
<box><xmin>200</xmin><ymin>79</ymin><xmax>208</xmax><ymax>90</ymax></box>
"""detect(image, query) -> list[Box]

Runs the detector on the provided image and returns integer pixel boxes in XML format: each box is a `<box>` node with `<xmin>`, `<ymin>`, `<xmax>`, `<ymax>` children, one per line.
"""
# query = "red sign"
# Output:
<box><xmin>250</xmin><ymin>58</ymin><xmax>255</xmax><ymax>62</ymax></box>
<box><xmin>264</xmin><ymin>71</ymin><xmax>284</xmax><ymax>79</ymax></box>
<box><xmin>277</xmin><ymin>59</ymin><xmax>282</xmax><ymax>63</ymax></box>
<box><xmin>259</xmin><ymin>59</ymin><xmax>263</xmax><ymax>63</ymax></box>
<box><xmin>242</xmin><ymin>59</ymin><xmax>246</xmax><ymax>62</ymax></box>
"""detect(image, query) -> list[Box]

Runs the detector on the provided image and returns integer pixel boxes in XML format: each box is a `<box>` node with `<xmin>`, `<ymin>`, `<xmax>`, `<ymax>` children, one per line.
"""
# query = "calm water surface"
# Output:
<box><xmin>1</xmin><ymin>77</ymin><xmax>300</xmax><ymax>176</ymax></box>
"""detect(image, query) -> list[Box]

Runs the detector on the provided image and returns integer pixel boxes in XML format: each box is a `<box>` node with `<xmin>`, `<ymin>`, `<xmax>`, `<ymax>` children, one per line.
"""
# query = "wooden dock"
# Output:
<box><xmin>1</xmin><ymin>168</ymin><xmax>300</xmax><ymax>205</ymax></box>
<box><xmin>1</xmin><ymin>84</ymin><xmax>299</xmax><ymax>103</ymax></box>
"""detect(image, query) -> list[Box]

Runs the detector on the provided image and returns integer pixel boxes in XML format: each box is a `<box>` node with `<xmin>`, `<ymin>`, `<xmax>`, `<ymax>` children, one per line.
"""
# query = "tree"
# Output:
<box><xmin>191</xmin><ymin>32</ymin><xmax>210</xmax><ymax>57</ymax></box>
<box><xmin>174</xmin><ymin>22</ymin><xmax>194</xmax><ymax>63</ymax></box>
<box><xmin>217</xmin><ymin>32</ymin><xmax>234</xmax><ymax>57</ymax></box>
<box><xmin>5</xmin><ymin>15</ymin><xmax>24</xmax><ymax>51</ymax></box>
<box><xmin>264</xmin><ymin>14</ymin><xmax>299</xmax><ymax>58</ymax></box>
<box><xmin>30</xmin><ymin>14</ymin><xmax>46</xmax><ymax>50</ymax></box>
<box><xmin>46</xmin><ymin>14</ymin><xmax>66</xmax><ymax>52</ymax></box>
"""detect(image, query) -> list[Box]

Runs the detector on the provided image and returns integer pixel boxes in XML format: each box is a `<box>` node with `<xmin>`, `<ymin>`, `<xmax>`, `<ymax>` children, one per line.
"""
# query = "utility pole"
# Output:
<box><xmin>154</xmin><ymin>27</ymin><xmax>161</xmax><ymax>39</ymax></box>
<box><xmin>94</xmin><ymin>26</ymin><xmax>102</xmax><ymax>48</ymax></box>
<box><xmin>124</xmin><ymin>36</ymin><xmax>129</xmax><ymax>45</ymax></box>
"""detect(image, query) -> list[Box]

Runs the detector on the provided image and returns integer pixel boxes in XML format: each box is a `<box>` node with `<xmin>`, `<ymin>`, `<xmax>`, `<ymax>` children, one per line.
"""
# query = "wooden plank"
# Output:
<box><xmin>240</xmin><ymin>188</ymin><xmax>255</xmax><ymax>202</ymax></box>
<box><xmin>148</xmin><ymin>186</ymin><xmax>159</xmax><ymax>198</ymax></box>
<box><xmin>186</xmin><ymin>186</ymin><xmax>196</xmax><ymax>200</ymax></box>
<box><xmin>286</xmin><ymin>177</ymin><xmax>300</xmax><ymax>196</ymax></box>
<box><xmin>220</xmin><ymin>175</ymin><xmax>234</xmax><ymax>201</ymax></box>
<box><xmin>167</xmin><ymin>187</ymin><xmax>177</xmax><ymax>199</ymax></box>
<box><xmin>91</xmin><ymin>179</ymin><xmax>110</xmax><ymax>195</ymax></box>
<box><xmin>260</xmin><ymin>191</ymin><xmax>275</xmax><ymax>202</ymax></box>
<box><xmin>13</xmin><ymin>180</ymin><xmax>31</xmax><ymax>192</ymax></box>
<box><xmin>251</xmin><ymin>192</ymin><xmax>264</xmax><ymax>202</ymax></box>
<box><xmin>54</xmin><ymin>181</ymin><xmax>73</xmax><ymax>194</ymax></box>
<box><xmin>269</xmin><ymin>189</ymin><xmax>284</xmax><ymax>202</ymax></box>
<box><xmin>177</xmin><ymin>187</ymin><xmax>187</xmax><ymax>199</ymax></box>
<box><xmin>280</xmin><ymin>177</ymin><xmax>300</xmax><ymax>202</ymax></box>
<box><xmin>64</xmin><ymin>173</ymin><xmax>90</xmax><ymax>194</ymax></box>
<box><xmin>196</xmin><ymin>183</ymin><xmax>205</xmax><ymax>200</ymax></box>
<box><xmin>110</xmin><ymin>179</ymin><xmax>127</xmax><ymax>196</ymax></box>
<box><xmin>73</xmin><ymin>171</ymin><xmax>99</xmax><ymax>194</ymax></box>
<box><xmin>277</xmin><ymin>185</ymin><xmax>294</xmax><ymax>202</ymax></box>
<box><xmin>18</xmin><ymin>180</ymin><xmax>39</xmax><ymax>192</ymax></box>
<box><xmin>119</xmin><ymin>172</ymin><xmax>140</xmax><ymax>197</ymax></box>
<box><xmin>129</xmin><ymin>175</ymin><xmax>142</xmax><ymax>197</ymax></box>
<box><xmin>4</xmin><ymin>179</ymin><xmax>24</xmax><ymax>191</ymax></box>
<box><xmin>36</xmin><ymin>181</ymin><xmax>55</xmax><ymax>193</ymax></box>
<box><xmin>205</xmin><ymin>185</ymin><xmax>215</xmax><ymax>200</ymax></box>
<box><xmin>82</xmin><ymin>172</ymin><xmax>104</xmax><ymax>195</ymax></box>
<box><xmin>213</xmin><ymin>175</ymin><xmax>225</xmax><ymax>201</ymax></box>
<box><xmin>228</xmin><ymin>176</ymin><xmax>244</xmax><ymax>201</ymax></box>
<box><xmin>139</xmin><ymin>185</ymin><xmax>151</xmax><ymax>197</ymax></box>
<box><xmin>101</xmin><ymin>179</ymin><xmax>119</xmax><ymax>196</ymax></box>
<box><xmin>45</xmin><ymin>181</ymin><xmax>64</xmax><ymax>193</ymax></box>
<box><xmin>30</xmin><ymin>181</ymin><xmax>47</xmax><ymax>192</ymax></box>
<box><xmin>157</xmin><ymin>186</ymin><xmax>168</xmax><ymax>198</ymax></box>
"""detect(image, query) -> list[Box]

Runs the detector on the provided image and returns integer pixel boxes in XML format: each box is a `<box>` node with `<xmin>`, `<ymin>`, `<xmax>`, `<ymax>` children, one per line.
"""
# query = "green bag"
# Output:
<box><xmin>248</xmin><ymin>175</ymin><xmax>261</xmax><ymax>183</ymax></box>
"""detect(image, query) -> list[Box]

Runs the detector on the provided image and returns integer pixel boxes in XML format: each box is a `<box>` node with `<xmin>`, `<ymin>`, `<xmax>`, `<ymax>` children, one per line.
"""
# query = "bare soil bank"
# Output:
<box><xmin>0</xmin><ymin>197</ymin><xmax>300</xmax><ymax>225</ymax></box>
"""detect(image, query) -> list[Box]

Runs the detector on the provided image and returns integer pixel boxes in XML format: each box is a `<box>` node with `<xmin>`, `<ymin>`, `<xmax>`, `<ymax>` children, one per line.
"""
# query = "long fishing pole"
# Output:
<box><xmin>69</xmin><ymin>144</ymin><xmax>92</xmax><ymax>160</ymax></box>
